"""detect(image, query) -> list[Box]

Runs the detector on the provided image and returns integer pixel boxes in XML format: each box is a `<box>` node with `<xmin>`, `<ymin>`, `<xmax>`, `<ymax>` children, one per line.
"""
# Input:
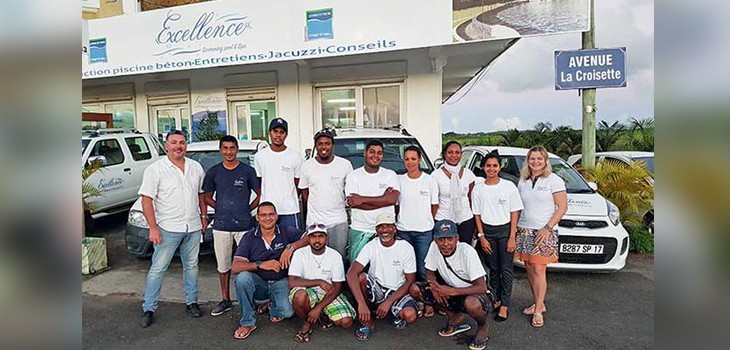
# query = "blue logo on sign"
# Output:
<box><xmin>89</xmin><ymin>38</ymin><xmax>107</xmax><ymax>63</ymax></box>
<box><xmin>306</xmin><ymin>8</ymin><xmax>333</xmax><ymax>41</ymax></box>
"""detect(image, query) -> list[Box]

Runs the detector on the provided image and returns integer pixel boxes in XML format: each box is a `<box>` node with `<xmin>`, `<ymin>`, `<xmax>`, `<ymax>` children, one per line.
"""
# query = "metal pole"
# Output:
<box><xmin>581</xmin><ymin>0</ymin><xmax>596</xmax><ymax>168</ymax></box>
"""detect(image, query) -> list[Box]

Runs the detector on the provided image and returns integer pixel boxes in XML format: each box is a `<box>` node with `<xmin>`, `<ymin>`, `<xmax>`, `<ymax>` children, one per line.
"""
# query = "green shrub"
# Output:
<box><xmin>627</xmin><ymin>224</ymin><xmax>654</xmax><ymax>255</ymax></box>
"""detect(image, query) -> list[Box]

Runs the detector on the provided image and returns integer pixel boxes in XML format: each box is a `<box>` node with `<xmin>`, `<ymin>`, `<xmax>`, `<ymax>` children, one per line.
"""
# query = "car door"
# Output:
<box><xmin>123</xmin><ymin>135</ymin><xmax>158</xmax><ymax>205</ymax></box>
<box><xmin>84</xmin><ymin>137</ymin><xmax>133</xmax><ymax>212</ymax></box>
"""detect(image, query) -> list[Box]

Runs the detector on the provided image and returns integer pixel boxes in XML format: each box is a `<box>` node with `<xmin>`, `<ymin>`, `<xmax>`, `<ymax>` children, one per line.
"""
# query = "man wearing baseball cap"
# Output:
<box><xmin>254</xmin><ymin>117</ymin><xmax>304</xmax><ymax>228</ymax></box>
<box><xmin>288</xmin><ymin>223</ymin><xmax>356</xmax><ymax>342</ymax></box>
<box><xmin>298</xmin><ymin>128</ymin><xmax>353</xmax><ymax>260</ymax></box>
<box><xmin>346</xmin><ymin>213</ymin><xmax>418</xmax><ymax>341</ymax></box>
<box><xmin>409</xmin><ymin>219</ymin><xmax>492</xmax><ymax>350</ymax></box>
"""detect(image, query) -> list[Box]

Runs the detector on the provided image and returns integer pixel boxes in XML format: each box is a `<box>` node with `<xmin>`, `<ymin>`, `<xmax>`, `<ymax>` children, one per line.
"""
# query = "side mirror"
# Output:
<box><xmin>433</xmin><ymin>158</ymin><xmax>444</xmax><ymax>169</ymax></box>
<box><xmin>87</xmin><ymin>155</ymin><xmax>107</xmax><ymax>167</ymax></box>
<box><xmin>587</xmin><ymin>182</ymin><xmax>598</xmax><ymax>191</ymax></box>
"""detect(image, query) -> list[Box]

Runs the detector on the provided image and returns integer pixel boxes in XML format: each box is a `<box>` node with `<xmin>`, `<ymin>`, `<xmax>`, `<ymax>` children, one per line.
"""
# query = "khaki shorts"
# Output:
<box><xmin>213</xmin><ymin>229</ymin><xmax>246</xmax><ymax>273</ymax></box>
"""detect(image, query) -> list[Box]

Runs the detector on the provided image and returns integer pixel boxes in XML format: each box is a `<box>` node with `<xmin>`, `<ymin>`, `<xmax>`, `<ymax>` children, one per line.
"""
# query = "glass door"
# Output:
<box><xmin>229</xmin><ymin>100</ymin><xmax>276</xmax><ymax>141</ymax></box>
<box><xmin>151</xmin><ymin>105</ymin><xmax>191</xmax><ymax>142</ymax></box>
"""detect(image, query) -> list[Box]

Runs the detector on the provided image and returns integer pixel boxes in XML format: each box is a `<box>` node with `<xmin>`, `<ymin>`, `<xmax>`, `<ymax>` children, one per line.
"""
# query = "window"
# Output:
<box><xmin>470</xmin><ymin>153</ymin><xmax>484</xmax><ymax>177</ymax></box>
<box><xmin>82</xmin><ymin>102</ymin><xmax>135</xmax><ymax>129</ymax></box>
<box><xmin>317</xmin><ymin>83</ymin><xmax>402</xmax><ymax>129</ymax></box>
<box><xmin>125</xmin><ymin>137</ymin><xmax>152</xmax><ymax>161</ymax></box>
<box><xmin>89</xmin><ymin>139</ymin><xmax>125</xmax><ymax>166</ymax></box>
<box><xmin>333</xmin><ymin>137</ymin><xmax>433</xmax><ymax>175</ymax></box>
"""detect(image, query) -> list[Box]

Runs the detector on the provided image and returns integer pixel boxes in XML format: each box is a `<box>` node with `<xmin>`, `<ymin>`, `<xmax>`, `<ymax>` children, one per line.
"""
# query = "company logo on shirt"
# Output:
<box><xmin>274</xmin><ymin>242</ymin><xmax>284</xmax><ymax>250</ymax></box>
<box><xmin>536</xmin><ymin>185</ymin><xmax>549</xmax><ymax>191</ymax></box>
<box><xmin>321</xmin><ymin>268</ymin><xmax>332</xmax><ymax>277</ymax></box>
<box><xmin>497</xmin><ymin>198</ymin><xmax>507</xmax><ymax>205</ymax></box>
<box><xmin>419</xmin><ymin>190</ymin><xmax>430</xmax><ymax>196</ymax></box>
<box><xmin>281</xmin><ymin>165</ymin><xmax>294</xmax><ymax>172</ymax></box>
<box><xmin>379</xmin><ymin>183</ymin><xmax>388</xmax><ymax>189</ymax></box>
<box><xmin>233</xmin><ymin>179</ymin><xmax>246</xmax><ymax>187</ymax></box>
<box><xmin>392</xmin><ymin>259</ymin><xmax>402</xmax><ymax>267</ymax></box>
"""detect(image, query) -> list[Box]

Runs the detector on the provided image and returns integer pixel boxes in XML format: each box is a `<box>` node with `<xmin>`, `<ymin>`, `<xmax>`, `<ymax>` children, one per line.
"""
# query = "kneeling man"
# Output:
<box><xmin>288</xmin><ymin>223</ymin><xmax>356</xmax><ymax>342</ymax></box>
<box><xmin>410</xmin><ymin>220</ymin><xmax>493</xmax><ymax>350</ymax></box>
<box><xmin>346</xmin><ymin>213</ymin><xmax>418</xmax><ymax>341</ymax></box>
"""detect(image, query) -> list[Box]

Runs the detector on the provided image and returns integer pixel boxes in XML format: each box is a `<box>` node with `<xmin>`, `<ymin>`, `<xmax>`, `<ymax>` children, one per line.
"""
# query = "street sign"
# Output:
<box><xmin>555</xmin><ymin>47</ymin><xmax>626</xmax><ymax>90</ymax></box>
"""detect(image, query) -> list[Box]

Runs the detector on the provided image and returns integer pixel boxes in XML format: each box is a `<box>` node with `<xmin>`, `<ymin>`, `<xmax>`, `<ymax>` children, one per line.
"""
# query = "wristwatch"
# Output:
<box><xmin>477</xmin><ymin>232</ymin><xmax>485</xmax><ymax>238</ymax></box>
<box><xmin>286</xmin><ymin>243</ymin><xmax>295</xmax><ymax>251</ymax></box>
<box><xmin>255</xmin><ymin>261</ymin><xmax>261</xmax><ymax>269</ymax></box>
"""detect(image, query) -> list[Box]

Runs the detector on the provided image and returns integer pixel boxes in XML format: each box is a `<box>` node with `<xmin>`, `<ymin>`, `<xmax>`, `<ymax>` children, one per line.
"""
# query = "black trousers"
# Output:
<box><xmin>478</xmin><ymin>223</ymin><xmax>514</xmax><ymax>307</ymax></box>
<box><xmin>457</xmin><ymin>217</ymin><xmax>476</xmax><ymax>244</ymax></box>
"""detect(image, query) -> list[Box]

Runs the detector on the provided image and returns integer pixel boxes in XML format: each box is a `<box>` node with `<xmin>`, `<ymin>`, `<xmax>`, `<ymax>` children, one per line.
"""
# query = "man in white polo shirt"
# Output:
<box><xmin>344</xmin><ymin>140</ymin><xmax>400</xmax><ymax>263</ymax></box>
<box><xmin>299</xmin><ymin>129</ymin><xmax>353</xmax><ymax>259</ymax></box>
<box><xmin>138</xmin><ymin>130</ymin><xmax>207</xmax><ymax>328</ymax></box>
<box><xmin>254</xmin><ymin>117</ymin><xmax>304</xmax><ymax>228</ymax></box>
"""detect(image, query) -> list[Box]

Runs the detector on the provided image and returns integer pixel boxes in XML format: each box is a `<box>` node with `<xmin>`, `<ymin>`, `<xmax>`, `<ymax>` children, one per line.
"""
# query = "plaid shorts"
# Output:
<box><xmin>365</xmin><ymin>274</ymin><xmax>419</xmax><ymax>318</ymax></box>
<box><xmin>289</xmin><ymin>286</ymin><xmax>356</xmax><ymax>322</ymax></box>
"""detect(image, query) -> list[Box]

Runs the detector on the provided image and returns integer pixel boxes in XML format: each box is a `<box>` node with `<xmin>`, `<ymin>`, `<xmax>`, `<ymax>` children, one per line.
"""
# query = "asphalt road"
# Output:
<box><xmin>83</xmin><ymin>213</ymin><xmax>654</xmax><ymax>349</ymax></box>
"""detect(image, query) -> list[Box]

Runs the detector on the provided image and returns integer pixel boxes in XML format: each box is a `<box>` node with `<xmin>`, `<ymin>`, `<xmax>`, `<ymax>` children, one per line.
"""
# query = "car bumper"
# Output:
<box><xmin>125</xmin><ymin>225</ymin><xmax>215</xmax><ymax>258</ymax></box>
<box><xmin>514</xmin><ymin>222</ymin><xmax>630</xmax><ymax>272</ymax></box>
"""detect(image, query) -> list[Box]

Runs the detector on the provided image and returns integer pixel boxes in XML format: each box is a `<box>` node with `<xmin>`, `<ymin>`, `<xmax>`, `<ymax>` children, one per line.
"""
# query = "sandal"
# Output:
<box><xmin>494</xmin><ymin>307</ymin><xmax>509</xmax><ymax>322</ymax></box>
<box><xmin>256</xmin><ymin>302</ymin><xmax>271</xmax><ymax>315</ymax></box>
<box><xmin>293</xmin><ymin>328</ymin><xmax>312</xmax><ymax>343</ymax></box>
<box><xmin>522</xmin><ymin>304</ymin><xmax>547</xmax><ymax>316</ymax></box>
<box><xmin>469</xmin><ymin>337</ymin><xmax>490</xmax><ymax>350</ymax></box>
<box><xmin>319</xmin><ymin>313</ymin><xmax>334</xmax><ymax>330</ymax></box>
<box><xmin>355</xmin><ymin>325</ymin><xmax>373</xmax><ymax>341</ymax></box>
<box><xmin>438</xmin><ymin>323</ymin><xmax>472</xmax><ymax>337</ymax></box>
<box><xmin>233</xmin><ymin>325</ymin><xmax>257</xmax><ymax>340</ymax></box>
<box><xmin>423</xmin><ymin>305</ymin><xmax>435</xmax><ymax>318</ymax></box>
<box><xmin>269</xmin><ymin>316</ymin><xmax>285</xmax><ymax>323</ymax></box>
<box><xmin>531</xmin><ymin>312</ymin><xmax>544</xmax><ymax>328</ymax></box>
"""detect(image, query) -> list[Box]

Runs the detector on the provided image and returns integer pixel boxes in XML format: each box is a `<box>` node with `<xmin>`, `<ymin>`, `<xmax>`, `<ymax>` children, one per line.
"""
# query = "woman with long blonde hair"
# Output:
<box><xmin>515</xmin><ymin>146</ymin><xmax>568</xmax><ymax>328</ymax></box>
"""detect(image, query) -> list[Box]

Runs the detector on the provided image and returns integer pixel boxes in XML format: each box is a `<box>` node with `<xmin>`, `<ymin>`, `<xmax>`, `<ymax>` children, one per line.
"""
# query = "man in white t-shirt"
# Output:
<box><xmin>299</xmin><ymin>129</ymin><xmax>353</xmax><ymax>259</ymax></box>
<box><xmin>254</xmin><ymin>117</ymin><xmax>304</xmax><ymax>228</ymax></box>
<box><xmin>410</xmin><ymin>220</ymin><xmax>493</xmax><ymax>350</ymax></box>
<box><xmin>346</xmin><ymin>213</ymin><xmax>418</xmax><ymax>341</ymax></box>
<box><xmin>288</xmin><ymin>223</ymin><xmax>356</xmax><ymax>343</ymax></box>
<box><xmin>344</xmin><ymin>140</ymin><xmax>400</xmax><ymax>263</ymax></box>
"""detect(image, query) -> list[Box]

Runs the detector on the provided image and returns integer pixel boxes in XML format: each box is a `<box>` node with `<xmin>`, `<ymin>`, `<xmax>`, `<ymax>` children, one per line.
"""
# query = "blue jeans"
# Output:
<box><xmin>142</xmin><ymin>228</ymin><xmax>201</xmax><ymax>312</ymax></box>
<box><xmin>277</xmin><ymin>213</ymin><xmax>301</xmax><ymax>229</ymax></box>
<box><xmin>398</xmin><ymin>230</ymin><xmax>433</xmax><ymax>281</ymax></box>
<box><xmin>235</xmin><ymin>271</ymin><xmax>294</xmax><ymax>326</ymax></box>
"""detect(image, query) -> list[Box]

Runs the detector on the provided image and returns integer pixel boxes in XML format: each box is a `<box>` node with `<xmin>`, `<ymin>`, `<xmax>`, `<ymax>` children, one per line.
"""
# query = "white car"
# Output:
<box><xmin>125</xmin><ymin>140</ymin><xmax>267</xmax><ymax>257</ymax></box>
<box><xmin>82</xmin><ymin>129</ymin><xmax>165</xmax><ymax>219</ymax></box>
<box><xmin>567</xmin><ymin>151</ymin><xmax>654</xmax><ymax>232</ymax></box>
<box><xmin>460</xmin><ymin>146</ymin><xmax>629</xmax><ymax>272</ymax></box>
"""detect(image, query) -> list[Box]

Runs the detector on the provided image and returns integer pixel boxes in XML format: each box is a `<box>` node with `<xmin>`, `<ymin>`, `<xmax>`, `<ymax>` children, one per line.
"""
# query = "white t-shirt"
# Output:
<box><xmin>396</xmin><ymin>173</ymin><xmax>439</xmax><ymax>232</ymax></box>
<box><xmin>433</xmin><ymin>167</ymin><xmax>477</xmax><ymax>223</ymax></box>
<box><xmin>298</xmin><ymin>156</ymin><xmax>353</xmax><ymax>226</ymax></box>
<box><xmin>471</xmin><ymin>179</ymin><xmax>524</xmax><ymax>226</ymax></box>
<box><xmin>254</xmin><ymin>147</ymin><xmax>303</xmax><ymax>215</ymax></box>
<box><xmin>517</xmin><ymin>173</ymin><xmax>566</xmax><ymax>229</ymax></box>
<box><xmin>345</xmin><ymin>167</ymin><xmax>400</xmax><ymax>232</ymax></box>
<box><xmin>138</xmin><ymin>157</ymin><xmax>205</xmax><ymax>233</ymax></box>
<box><xmin>424</xmin><ymin>242</ymin><xmax>486</xmax><ymax>289</ymax></box>
<box><xmin>288</xmin><ymin>246</ymin><xmax>345</xmax><ymax>283</ymax></box>
<box><xmin>356</xmin><ymin>239</ymin><xmax>416</xmax><ymax>290</ymax></box>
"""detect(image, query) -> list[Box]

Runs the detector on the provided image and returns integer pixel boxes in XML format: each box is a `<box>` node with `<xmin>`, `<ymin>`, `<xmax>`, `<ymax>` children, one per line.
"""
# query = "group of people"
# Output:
<box><xmin>136</xmin><ymin>117</ymin><xmax>567</xmax><ymax>350</ymax></box>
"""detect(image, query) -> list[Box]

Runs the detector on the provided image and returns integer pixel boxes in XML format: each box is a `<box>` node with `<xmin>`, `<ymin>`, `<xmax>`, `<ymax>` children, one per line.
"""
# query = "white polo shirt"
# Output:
<box><xmin>517</xmin><ymin>173</ymin><xmax>566</xmax><ymax>230</ymax></box>
<box><xmin>471</xmin><ymin>179</ymin><xmax>524</xmax><ymax>226</ymax></box>
<box><xmin>396</xmin><ymin>173</ymin><xmax>439</xmax><ymax>232</ymax></box>
<box><xmin>345</xmin><ymin>167</ymin><xmax>400</xmax><ymax>233</ymax></box>
<box><xmin>298</xmin><ymin>156</ymin><xmax>353</xmax><ymax>226</ymax></box>
<box><xmin>138</xmin><ymin>157</ymin><xmax>205</xmax><ymax>233</ymax></box>
<box><xmin>254</xmin><ymin>147</ymin><xmax>303</xmax><ymax>215</ymax></box>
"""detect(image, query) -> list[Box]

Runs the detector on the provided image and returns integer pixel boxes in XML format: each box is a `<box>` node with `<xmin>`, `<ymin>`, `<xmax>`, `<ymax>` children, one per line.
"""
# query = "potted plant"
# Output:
<box><xmin>82</xmin><ymin>161</ymin><xmax>109</xmax><ymax>274</ymax></box>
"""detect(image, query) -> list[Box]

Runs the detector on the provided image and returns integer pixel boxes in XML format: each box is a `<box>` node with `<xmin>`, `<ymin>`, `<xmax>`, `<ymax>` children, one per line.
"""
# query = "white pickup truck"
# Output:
<box><xmin>82</xmin><ymin>129</ymin><xmax>165</xmax><ymax>219</ymax></box>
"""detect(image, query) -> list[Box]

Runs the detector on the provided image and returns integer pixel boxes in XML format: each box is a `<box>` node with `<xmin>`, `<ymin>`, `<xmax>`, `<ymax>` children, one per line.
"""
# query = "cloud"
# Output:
<box><xmin>492</xmin><ymin>117</ymin><xmax>523</xmax><ymax>131</ymax></box>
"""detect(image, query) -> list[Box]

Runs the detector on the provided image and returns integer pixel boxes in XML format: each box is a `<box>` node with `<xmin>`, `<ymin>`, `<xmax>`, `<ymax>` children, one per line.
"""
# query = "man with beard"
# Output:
<box><xmin>254</xmin><ymin>118</ymin><xmax>303</xmax><ymax>228</ymax></box>
<box><xmin>203</xmin><ymin>135</ymin><xmax>261</xmax><ymax>317</ymax></box>
<box><xmin>231</xmin><ymin>202</ymin><xmax>308</xmax><ymax>340</ymax></box>
<box><xmin>138</xmin><ymin>130</ymin><xmax>207</xmax><ymax>328</ymax></box>
<box><xmin>288</xmin><ymin>223</ymin><xmax>356</xmax><ymax>343</ymax></box>
<box><xmin>346</xmin><ymin>213</ymin><xmax>418</xmax><ymax>341</ymax></box>
<box><xmin>298</xmin><ymin>129</ymin><xmax>353</xmax><ymax>259</ymax></box>
<box><xmin>409</xmin><ymin>220</ymin><xmax>492</xmax><ymax>350</ymax></box>
<box><xmin>344</xmin><ymin>140</ymin><xmax>400</xmax><ymax>263</ymax></box>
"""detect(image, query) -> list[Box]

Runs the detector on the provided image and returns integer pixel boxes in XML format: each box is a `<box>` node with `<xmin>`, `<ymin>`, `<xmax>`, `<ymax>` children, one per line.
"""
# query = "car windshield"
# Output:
<box><xmin>333</xmin><ymin>138</ymin><xmax>434</xmax><ymax>175</ymax></box>
<box><xmin>632</xmin><ymin>156</ymin><xmax>654</xmax><ymax>174</ymax></box>
<box><xmin>187</xmin><ymin>150</ymin><xmax>256</xmax><ymax>171</ymax></box>
<box><xmin>498</xmin><ymin>156</ymin><xmax>594</xmax><ymax>194</ymax></box>
<box><xmin>82</xmin><ymin>139</ymin><xmax>91</xmax><ymax>153</ymax></box>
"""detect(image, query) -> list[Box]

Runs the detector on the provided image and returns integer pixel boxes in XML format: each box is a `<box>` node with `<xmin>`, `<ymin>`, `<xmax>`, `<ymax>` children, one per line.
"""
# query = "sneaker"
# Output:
<box><xmin>186</xmin><ymin>303</ymin><xmax>204</xmax><ymax>318</ymax></box>
<box><xmin>210</xmin><ymin>300</ymin><xmax>233</xmax><ymax>316</ymax></box>
<box><xmin>140</xmin><ymin>311</ymin><xmax>154</xmax><ymax>328</ymax></box>
<box><xmin>393</xmin><ymin>318</ymin><xmax>407</xmax><ymax>329</ymax></box>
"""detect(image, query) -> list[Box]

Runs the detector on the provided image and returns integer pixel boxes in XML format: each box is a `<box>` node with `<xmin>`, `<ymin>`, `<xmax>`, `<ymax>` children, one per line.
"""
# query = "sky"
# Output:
<box><xmin>441</xmin><ymin>0</ymin><xmax>654</xmax><ymax>133</ymax></box>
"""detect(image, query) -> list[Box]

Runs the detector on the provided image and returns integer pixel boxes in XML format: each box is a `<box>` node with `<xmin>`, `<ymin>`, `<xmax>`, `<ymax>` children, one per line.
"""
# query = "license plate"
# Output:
<box><xmin>560</xmin><ymin>243</ymin><xmax>604</xmax><ymax>254</ymax></box>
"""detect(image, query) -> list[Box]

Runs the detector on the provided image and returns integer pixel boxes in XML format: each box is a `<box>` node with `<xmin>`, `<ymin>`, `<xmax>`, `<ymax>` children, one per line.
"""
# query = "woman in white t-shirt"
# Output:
<box><xmin>515</xmin><ymin>146</ymin><xmax>568</xmax><ymax>328</ymax></box>
<box><xmin>433</xmin><ymin>141</ymin><xmax>477</xmax><ymax>244</ymax></box>
<box><xmin>472</xmin><ymin>150</ymin><xmax>523</xmax><ymax>322</ymax></box>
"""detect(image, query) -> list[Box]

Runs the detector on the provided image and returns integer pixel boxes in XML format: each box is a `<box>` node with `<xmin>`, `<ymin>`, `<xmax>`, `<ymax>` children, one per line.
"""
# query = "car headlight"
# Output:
<box><xmin>606</xmin><ymin>200</ymin><xmax>620</xmax><ymax>226</ymax></box>
<box><xmin>128</xmin><ymin>210</ymin><xmax>149</xmax><ymax>228</ymax></box>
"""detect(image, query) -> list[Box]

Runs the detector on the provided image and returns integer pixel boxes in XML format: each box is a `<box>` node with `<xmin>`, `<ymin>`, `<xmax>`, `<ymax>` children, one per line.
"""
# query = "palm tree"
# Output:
<box><xmin>552</xmin><ymin>125</ymin><xmax>581</xmax><ymax>157</ymax></box>
<box><xmin>581</xmin><ymin>160</ymin><xmax>654</xmax><ymax>227</ymax></box>
<box><xmin>498</xmin><ymin>128</ymin><xmax>522</xmax><ymax>147</ymax></box>
<box><xmin>529</xmin><ymin>121</ymin><xmax>554</xmax><ymax>149</ymax></box>
<box><xmin>82</xmin><ymin>162</ymin><xmax>103</xmax><ymax>237</ymax></box>
<box><xmin>597</xmin><ymin>120</ymin><xmax>626</xmax><ymax>152</ymax></box>
<box><xmin>628</xmin><ymin>117</ymin><xmax>654</xmax><ymax>151</ymax></box>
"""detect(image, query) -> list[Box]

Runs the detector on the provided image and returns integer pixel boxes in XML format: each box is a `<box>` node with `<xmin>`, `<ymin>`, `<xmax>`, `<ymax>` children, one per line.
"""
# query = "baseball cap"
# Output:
<box><xmin>313</xmin><ymin>129</ymin><xmax>335</xmax><ymax>142</ymax></box>
<box><xmin>375</xmin><ymin>213</ymin><xmax>396</xmax><ymax>227</ymax></box>
<box><xmin>306</xmin><ymin>223</ymin><xmax>328</xmax><ymax>235</ymax></box>
<box><xmin>268</xmin><ymin>117</ymin><xmax>288</xmax><ymax>132</ymax></box>
<box><xmin>433</xmin><ymin>220</ymin><xmax>458</xmax><ymax>239</ymax></box>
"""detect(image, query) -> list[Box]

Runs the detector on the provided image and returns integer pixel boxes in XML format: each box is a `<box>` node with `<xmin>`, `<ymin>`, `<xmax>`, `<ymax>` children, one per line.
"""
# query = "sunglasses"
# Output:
<box><xmin>307</xmin><ymin>223</ymin><xmax>327</xmax><ymax>232</ymax></box>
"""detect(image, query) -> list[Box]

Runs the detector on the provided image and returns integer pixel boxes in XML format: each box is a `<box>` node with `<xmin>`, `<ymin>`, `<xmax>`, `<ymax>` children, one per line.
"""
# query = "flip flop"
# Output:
<box><xmin>494</xmin><ymin>308</ymin><xmax>509</xmax><ymax>322</ymax></box>
<box><xmin>269</xmin><ymin>316</ymin><xmax>285</xmax><ymax>323</ymax></box>
<box><xmin>423</xmin><ymin>305</ymin><xmax>435</xmax><ymax>318</ymax></box>
<box><xmin>355</xmin><ymin>325</ymin><xmax>373</xmax><ymax>341</ymax></box>
<box><xmin>233</xmin><ymin>325</ymin><xmax>257</xmax><ymax>340</ymax></box>
<box><xmin>256</xmin><ymin>302</ymin><xmax>271</xmax><ymax>315</ymax></box>
<box><xmin>293</xmin><ymin>328</ymin><xmax>312</xmax><ymax>343</ymax></box>
<box><xmin>522</xmin><ymin>304</ymin><xmax>547</xmax><ymax>316</ymax></box>
<box><xmin>531</xmin><ymin>312</ymin><xmax>544</xmax><ymax>328</ymax></box>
